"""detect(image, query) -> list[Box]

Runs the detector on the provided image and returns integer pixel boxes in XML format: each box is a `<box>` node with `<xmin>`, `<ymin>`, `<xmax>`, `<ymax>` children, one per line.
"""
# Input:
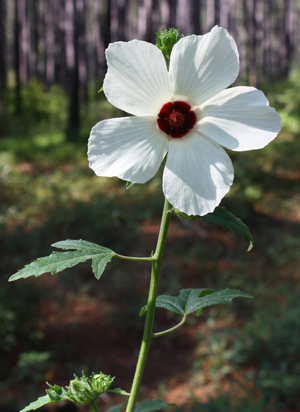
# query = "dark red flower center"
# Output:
<box><xmin>157</xmin><ymin>101</ymin><xmax>197</xmax><ymax>138</ymax></box>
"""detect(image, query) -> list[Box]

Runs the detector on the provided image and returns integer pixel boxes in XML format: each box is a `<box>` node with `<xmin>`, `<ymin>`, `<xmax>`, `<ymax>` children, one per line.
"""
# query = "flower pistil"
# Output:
<box><xmin>157</xmin><ymin>101</ymin><xmax>197</xmax><ymax>138</ymax></box>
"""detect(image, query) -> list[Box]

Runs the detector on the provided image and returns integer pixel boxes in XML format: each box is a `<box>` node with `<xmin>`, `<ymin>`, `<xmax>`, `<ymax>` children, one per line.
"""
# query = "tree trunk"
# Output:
<box><xmin>101</xmin><ymin>0</ymin><xmax>111</xmax><ymax>50</ymax></box>
<box><xmin>110</xmin><ymin>0</ymin><xmax>118</xmax><ymax>42</ymax></box>
<box><xmin>161</xmin><ymin>0</ymin><xmax>177</xmax><ymax>29</ymax></box>
<box><xmin>177</xmin><ymin>0</ymin><xmax>200</xmax><ymax>35</ymax></box>
<box><xmin>92</xmin><ymin>0</ymin><xmax>105</xmax><ymax>79</ymax></box>
<box><xmin>219</xmin><ymin>0</ymin><xmax>229</xmax><ymax>28</ymax></box>
<box><xmin>76</xmin><ymin>0</ymin><xmax>88</xmax><ymax>100</ymax></box>
<box><xmin>18</xmin><ymin>0</ymin><xmax>29</xmax><ymax>85</ymax></box>
<box><xmin>206</xmin><ymin>0</ymin><xmax>215</xmax><ymax>30</ymax></box>
<box><xmin>45</xmin><ymin>0</ymin><xmax>55</xmax><ymax>88</ymax></box>
<box><xmin>65</xmin><ymin>0</ymin><xmax>80</xmax><ymax>138</ymax></box>
<box><xmin>14</xmin><ymin>0</ymin><xmax>21</xmax><ymax>114</ymax></box>
<box><xmin>137</xmin><ymin>0</ymin><xmax>154</xmax><ymax>41</ymax></box>
<box><xmin>0</xmin><ymin>0</ymin><xmax>7</xmax><ymax>96</ymax></box>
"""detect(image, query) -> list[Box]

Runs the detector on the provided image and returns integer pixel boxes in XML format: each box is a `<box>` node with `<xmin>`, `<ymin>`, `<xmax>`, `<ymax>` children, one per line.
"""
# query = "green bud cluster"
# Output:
<box><xmin>156</xmin><ymin>28</ymin><xmax>184</xmax><ymax>66</ymax></box>
<box><xmin>66</xmin><ymin>372</ymin><xmax>114</xmax><ymax>404</ymax></box>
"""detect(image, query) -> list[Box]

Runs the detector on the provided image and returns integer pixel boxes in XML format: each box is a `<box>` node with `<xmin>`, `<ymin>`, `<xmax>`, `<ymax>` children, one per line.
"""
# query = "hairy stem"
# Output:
<box><xmin>125</xmin><ymin>198</ymin><xmax>172</xmax><ymax>412</ymax></box>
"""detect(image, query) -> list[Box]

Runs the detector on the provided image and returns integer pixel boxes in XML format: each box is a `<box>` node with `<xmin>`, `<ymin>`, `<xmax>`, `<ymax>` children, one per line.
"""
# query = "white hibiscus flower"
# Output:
<box><xmin>88</xmin><ymin>26</ymin><xmax>281</xmax><ymax>216</ymax></box>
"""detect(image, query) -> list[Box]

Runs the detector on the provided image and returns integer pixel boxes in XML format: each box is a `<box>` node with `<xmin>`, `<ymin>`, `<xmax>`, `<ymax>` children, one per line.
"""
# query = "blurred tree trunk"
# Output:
<box><xmin>228</xmin><ymin>0</ymin><xmax>237</xmax><ymax>37</ymax></box>
<box><xmin>14</xmin><ymin>0</ymin><xmax>30</xmax><ymax>114</ymax></box>
<box><xmin>76</xmin><ymin>0</ymin><xmax>88</xmax><ymax>101</ymax></box>
<box><xmin>0</xmin><ymin>0</ymin><xmax>7</xmax><ymax>97</ymax></box>
<box><xmin>65</xmin><ymin>0</ymin><xmax>80</xmax><ymax>138</ymax></box>
<box><xmin>92</xmin><ymin>0</ymin><xmax>105</xmax><ymax>78</ymax></box>
<box><xmin>45</xmin><ymin>0</ymin><xmax>55</xmax><ymax>88</ymax></box>
<box><xmin>177</xmin><ymin>0</ymin><xmax>201</xmax><ymax>35</ymax></box>
<box><xmin>255</xmin><ymin>0</ymin><xmax>264</xmax><ymax>82</ymax></box>
<box><xmin>205</xmin><ymin>0</ymin><xmax>215</xmax><ymax>30</ymax></box>
<box><xmin>31</xmin><ymin>0</ymin><xmax>40</xmax><ymax>78</ymax></box>
<box><xmin>277</xmin><ymin>0</ymin><xmax>287</xmax><ymax>78</ymax></box>
<box><xmin>285</xmin><ymin>0</ymin><xmax>298</xmax><ymax>73</ymax></box>
<box><xmin>219</xmin><ymin>0</ymin><xmax>229</xmax><ymax>28</ymax></box>
<box><xmin>161</xmin><ymin>0</ymin><xmax>177</xmax><ymax>29</ymax></box>
<box><xmin>110</xmin><ymin>0</ymin><xmax>118</xmax><ymax>42</ymax></box>
<box><xmin>57</xmin><ymin>0</ymin><xmax>67</xmax><ymax>86</ymax></box>
<box><xmin>118</xmin><ymin>0</ymin><xmax>130</xmax><ymax>41</ymax></box>
<box><xmin>262</xmin><ymin>0</ymin><xmax>272</xmax><ymax>78</ymax></box>
<box><xmin>137</xmin><ymin>0</ymin><xmax>155</xmax><ymax>41</ymax></box>
<box><xmin>151</xmin><ymin>0</ymin><xmax>159</xmax><ymax>39</ymax></box>
<box><xmin>14</xmin><ymin>0</ymin><xmax>21</xmax><ymax>115</ymax></box>
<box><xmin>191</xmin><ymin>0</ymin><xmax>201</xmax><ymax>34</ymax></box>
<box><xmin>101</xmin><ymin>0</ymin><xmax>111</xmax><ymax>49</ymax></box>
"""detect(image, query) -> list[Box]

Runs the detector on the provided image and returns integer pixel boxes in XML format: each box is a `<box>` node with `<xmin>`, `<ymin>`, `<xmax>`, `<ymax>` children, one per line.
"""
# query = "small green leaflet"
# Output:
<box><xmin>134</xmin><ymin>399</ymin><xmax>175</xmax><ymax>412</ymax></box>
<box><xmin>19</xmin><ymin>395</ymin><xmax>52</xmax><ymax>412</ymax></box>
<box><xmin>19</xmin><ymin>384</ymin><xmax>70</xmax><ymax>412</ymax></box>
<box><xmin>174</xmin><ymin>206</ymin><xmax>253</xmax><ymax>251</ymax></box>
<box><xmin>126</xmin><ymin>181</ymin><xmax>135</xmax><ymax>189</ymax></box>
<box><xmin>9</xmin><ymin>239</ymin><xmax>115</xmax><ymax>282</ymax></box>
<box><xmin>140</xmin><ymin>288</ymin><xmax>252</xmax><ymax>317</ymax></box>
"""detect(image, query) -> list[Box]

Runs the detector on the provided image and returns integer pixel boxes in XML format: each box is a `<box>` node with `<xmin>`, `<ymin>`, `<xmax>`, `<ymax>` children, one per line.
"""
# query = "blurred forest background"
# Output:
<box><xmin>1</xmin><ymin>1</ymin><xmax>300</xmax><ymax>412</ymax></box>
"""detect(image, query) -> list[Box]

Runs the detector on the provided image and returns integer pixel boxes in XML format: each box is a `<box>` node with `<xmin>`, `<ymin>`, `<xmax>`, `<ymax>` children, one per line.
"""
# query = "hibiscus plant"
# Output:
<box><xmin>9</xmin><ymin>27</ymin><xmax>281</xmax><ymax>412</ymax></box>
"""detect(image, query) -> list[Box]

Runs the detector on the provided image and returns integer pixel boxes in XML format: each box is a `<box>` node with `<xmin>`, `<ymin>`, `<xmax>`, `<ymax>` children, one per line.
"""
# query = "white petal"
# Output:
<box><xmin>103</xmin><ymin>40</ymin><xmax>173</xmax><ymax>116</ymax></box>
<box><xmin>198</xmin><ymin>86</ymin><xmax>281</xmax><ymax>151</ymax></box>
<box><xmin>169</xmin><ymin>26</ymin><xmax>239</xmax><ymax>106</ymax></box>
<box><xmin>88</xmin><ymin>117</ymin><xmax>169</xmax><ymax>183</ymax></box>
<box><xmin>163</xmin><ymin>132</ymin><xmax>234</xmax><ymax>216</ymax></box>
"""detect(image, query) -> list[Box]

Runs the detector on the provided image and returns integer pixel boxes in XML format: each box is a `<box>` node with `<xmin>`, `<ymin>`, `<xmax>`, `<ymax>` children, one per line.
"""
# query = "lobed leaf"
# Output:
<box><xmin>143</xmin><ymin>288</ymin><xmax>252</xmax><ymax>317</ymax></box>
<box><xmin>174</xmin><ymin>206</ymin><xmax>253</xmax><ymax>250</ymax></box>
<box><xmin>9</xmin><ymin>239</ymin><xmax>115</xmax><ymax>282</ymax></box>
<box><xmin>154</xmin><ymin>289</ymin><xmax>214</xmax><ymax>315</ymax></box>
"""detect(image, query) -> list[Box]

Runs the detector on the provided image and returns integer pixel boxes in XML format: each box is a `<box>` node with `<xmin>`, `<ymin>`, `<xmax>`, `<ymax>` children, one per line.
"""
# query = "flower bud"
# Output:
<box><xmin>66</xmin><ymin>371</ymin><xmax>115</xmax><ymax>404</ymax></box>
<box><xmin>156</xmin><ymin>28</ymin><xmax>184</xmax><ymax>65</ymax></box>
<box><xmin>68</xmin><ymin>374</ymin><xmax>93</xmax><ymax>404</ymax></box>
<box><xmin>92</xmin><ymin>372</ymin><xmax>114</xmax><ymax>393</ymax></box>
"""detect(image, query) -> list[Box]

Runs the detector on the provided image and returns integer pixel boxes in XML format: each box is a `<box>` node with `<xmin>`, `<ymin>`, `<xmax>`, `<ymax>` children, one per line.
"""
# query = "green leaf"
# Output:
<box><xmin>9</xmin><ymin>239</ymin><xmax>115</xmax><ymax>282</ymax></box>
<box><xmin>52</xmin><ymin>239</ymin><xmax>108</xmax><ymax>251</ymax></box>
<box><xmin>134</xmin><ymin>399</ymin><xmax>174</xmax><ymax>412</ymax></box>
<box><xmin>153</xmin><ymin>289</ymin><xmax>214</xmax><ymax>315</ymax></box>
<box><xmin>106</xmin><ymin>404</ymin><xmax>124</xmax><ymax>412</ymax></box>
<box><xmin>174</xmin><ymin>206</ymin><xmax>253</xmax><ymax>251</ymax></box>
<box><xmin>145</xmin><ymin>288</ymin><xmax>252</xmax><ymax>317</ymax></box>
<box><xmin>98</xmin><ymin>86</ymin><xmax>103</xmax><ymax>93</ymax></box>
<box><xmin>126</xmin><ymin>181</ymin><xmax>135</xmax><ymax>189</ymax></box>
<box><xmin>19</xmin><ymin>383</ymin><xmax>71</xmax><ymax>411</ymax></box>
<box><xmin>19</xmin><ymin>395</ymin><xmax>52</xmax><ymax>412</ymax></box>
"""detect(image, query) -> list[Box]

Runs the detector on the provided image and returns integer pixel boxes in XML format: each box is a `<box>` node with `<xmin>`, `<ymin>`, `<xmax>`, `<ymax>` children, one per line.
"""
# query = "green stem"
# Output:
<box><xmin>89</xmin><ymin>399</ymin><xmax>100</xmax><ymax>412</ymax></box>
<box><xmin>153</xmin><ymin>315</ymin><xmax>187</xmax><ymax>338</ymax></box>
<box><xmin>114</xmin><ymin>254</ymin><xmax>154</xmax><ymax>262</ymax></box>
<box><xmin>125</xmin><ymin>198</ymin><xmax>172</xmax><ymax>412</ymax></box>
